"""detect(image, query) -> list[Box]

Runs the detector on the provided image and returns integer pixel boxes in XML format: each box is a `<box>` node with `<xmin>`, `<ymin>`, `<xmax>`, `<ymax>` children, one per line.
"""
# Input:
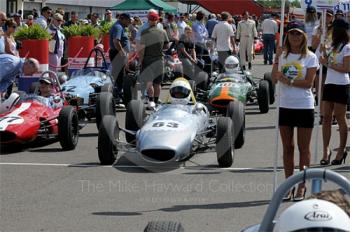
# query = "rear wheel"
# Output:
<box><xmin>257</xmin><ymin>80</ymin><xmax>270</xmax><ymax>113</ymax></box>
<box><xmin>98</xmin><ymin>115</ymin><xmax>118</xmax><ymax>165</ymax></box>
<box><xmin>96</xmin><ymin>92</ymin><xmax>115</xmax><ymax>129</ymax></box>
<box><xmin>226</xmin><ymin>101</ymin><xmax>245</xmax><ymax>149</ymax></box>
<box><xmin>263</xmin><ymin>72</ymin><xmax>275</xmax><ymax>104</ymax></box>
<box><xmin>125</xmin><ymin>100</ymin><xmax>146</xmax><ymax>143</ymax></box>
<box><xmin>216</xmin><ymin>117</ymin><xmax>234</xmax><ymax>167</ymax></box>
<box><xmin>195</xmin><ymin>71</ymin><xmax>208</xmax><ymax>90</ymax></box>
<box><xmin>123</xmin><ymin>74</ymin><xmax>136</xmax><ymax>107</ymax></box>
<box><xmin>58</xmin><ymin>106</ymin><xmax>79</xmax><ymax>150</ymax></box>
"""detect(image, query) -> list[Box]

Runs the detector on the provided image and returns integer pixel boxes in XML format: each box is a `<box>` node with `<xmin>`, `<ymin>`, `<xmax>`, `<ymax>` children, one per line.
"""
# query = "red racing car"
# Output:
<box><xmin>0</xmin><ymin>72</ymin><xmax>79</xmax><ymax>150</ymax></box>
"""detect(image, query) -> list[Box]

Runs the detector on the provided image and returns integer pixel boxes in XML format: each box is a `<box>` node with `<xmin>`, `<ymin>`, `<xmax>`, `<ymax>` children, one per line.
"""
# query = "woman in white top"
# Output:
<box><xmin>272</xmin><ymin>21</ymin><xmax>319</xmax><ymax>201</ymax></box>
<box><xmin>4</xmin><ymin>19</ymin><xmax>18</xmax><ymax>57</ymax></box>
<box><xmin>305</xmin><ymin>6</ymin><xmax>319</xmax><ymax>50</ymax></box>
<box><xmin>319</xmin><ymin>18</ymin><xmax>350</xmax><ymax>166</ymax></box>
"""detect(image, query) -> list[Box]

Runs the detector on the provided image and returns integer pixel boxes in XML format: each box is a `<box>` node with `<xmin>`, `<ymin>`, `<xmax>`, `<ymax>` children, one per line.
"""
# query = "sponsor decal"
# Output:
<box><xmin>304</xmin><ymin>211</ymin><xmax>333</xmax><ymax>221</ymax></box>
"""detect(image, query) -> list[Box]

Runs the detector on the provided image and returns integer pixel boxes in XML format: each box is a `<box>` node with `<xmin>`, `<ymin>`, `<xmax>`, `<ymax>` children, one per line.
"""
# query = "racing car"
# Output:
<box><xmin>61</xmin><ymin>47</ymin><xmax>119</xmax><ymax>128</ymax></box>
<box><xmin>97</xmin><ymin>78</ymin><xmax>236</xmax><ymax>168</ymax></box>
<box><xmin>0</xmin><ymin>72</ymin><xmax>79</xmax><ymax>150</ymax></box>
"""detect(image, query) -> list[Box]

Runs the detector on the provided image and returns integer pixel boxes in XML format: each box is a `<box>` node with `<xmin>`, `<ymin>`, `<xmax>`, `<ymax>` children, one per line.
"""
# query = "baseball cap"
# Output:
<box><xmin>13</xmin><ymin>13</ymin><xmax>21</xmax><ymax>18</ymax></box>
<box><xmin>120</xmin><ymin>13</ymin><xmax>131</xmax><ymax>20</ymax></box>
<box><xmin>39</xmin><ymin>76</ymin><xmax>52</xmax><ymax>85</ymax></box>
<box><xmin>335</xmin><ymin>9</ymin><xmax>344</xmax><ymax>15</ymax></box>
<box><xmin>286</xmin><ymin>20</ymin><xmax>306</xmax><ymax>33</ymax></box>
<box><xmin>306</xmin><ymin>6</ymin><xmax>316</xmax><ymax>14</ymax></box>
<box><xmin>27</xmin><ymin>15</ymin><xmax>34</xmax><ymax>20</ymax></box>
<box><xmin>326</xmin><ymin>9</ymin><xmax>334</xmax><ymax>16</ymax></box>
<box><xmin>53</xmin><ymin>13</ymin><xmax>63</xmax><ymax>21</ymax></box>
<box><xmin>148</xmin><ymin>12</ymin><xmax>159</xmax><ymax>21</ymax></box>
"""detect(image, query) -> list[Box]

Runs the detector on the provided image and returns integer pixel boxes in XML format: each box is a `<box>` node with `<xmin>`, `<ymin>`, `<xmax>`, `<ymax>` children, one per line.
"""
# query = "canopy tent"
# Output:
<box><xmin>111</xmin><ymin>0</ymin><xmax>177</xmax><ymax>13</ymax></box>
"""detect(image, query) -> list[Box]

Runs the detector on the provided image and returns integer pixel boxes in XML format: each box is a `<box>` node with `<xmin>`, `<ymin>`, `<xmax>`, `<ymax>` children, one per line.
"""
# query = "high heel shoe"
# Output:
<box><xmin>283</xmin><ymin>187</ymin><xmax>295</xmax><ymax>201</ymax></box>
<box><xmin>294</xmin><ymin>186</ymin><xmax>307</xmax><ymax>202</ymax></box>
<box><xmin>320</xmin><ymin>151</ymin><xmax>332</xmax><ymax>165</ymax></box>
<box><xmin>331</xmin><ymin>152</ymin><xmax>348</xmax><ymax>165</ymax></box>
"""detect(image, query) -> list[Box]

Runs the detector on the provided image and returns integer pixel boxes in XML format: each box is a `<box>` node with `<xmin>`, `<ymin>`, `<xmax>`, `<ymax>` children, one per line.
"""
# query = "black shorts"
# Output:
<box><xmin>322</xmin><ymin>84</ymin><xmax>350</xmax><ymax>105</ymax></box>
<box><xmin>141</xmin><ymin>59</ymin><xmax>164</xmax><ymax>85</ymax></box>
<box><xmin>279</xmin><ymin>108</ymin><xmax>315</xmax><ymax>128</ymax></box>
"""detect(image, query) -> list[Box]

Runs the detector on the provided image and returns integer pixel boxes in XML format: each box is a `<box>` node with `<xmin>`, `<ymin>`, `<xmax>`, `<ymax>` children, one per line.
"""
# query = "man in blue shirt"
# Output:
<box><xmin>109</xmin><ymin>13</ymin><xmax>131</xmax><ymax>105</ymax></box>
<box><xmin>206</xmin><ymin>14</ymin><xmax>218</xmax><ymax>38</ymax></box>
<box><xmin>0</xmin><ymin>54</ymin><xmax>39</xmax><ymax>96</ymax></box>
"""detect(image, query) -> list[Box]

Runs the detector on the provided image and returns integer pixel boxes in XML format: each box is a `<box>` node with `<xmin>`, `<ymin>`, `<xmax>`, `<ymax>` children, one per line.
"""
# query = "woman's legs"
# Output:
<box><xmin>280</xmin><ymin>126</ymin><xmax>295</xmax><ymax>178</ymax></box>
<box><xmin>322</xmin><ymin>101</ymin><xmax>334</xmax><ymax>160</ymax></box>
<box><xmin>333</xmin><ymin>102</ymin><xmax>348</xmax><ymax>160</ymax></box>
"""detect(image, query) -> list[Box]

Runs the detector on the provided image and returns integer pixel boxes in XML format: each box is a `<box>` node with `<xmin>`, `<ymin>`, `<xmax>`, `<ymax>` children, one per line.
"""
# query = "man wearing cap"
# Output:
<box><xmin>135</xmin><ymin>9</ymin><xmax>164</xmax><ymax>43</ymax></box>
<box><xmin>139</xmin><ymin>11</ymin><xmax>169</xmax><ymax>109</ymax></box>
<box><xmin>26</xmin><ymin>15</ymin><xmax>34</xmax><ymax>27</ymax></box>
<box><xmin>206</xmin><ymin>14</ymin><xmax>218</xmax><ymax>38</ymax></box>
<box><xmin>37</xmin><ymin>76</ymin><xmax>63</xmax><ymax>109</ymax></box>
<box><xmin>236</xmin><ymin>11</ymin><xmax>257</xmax><ymax>70</ymax></box>
<box><xmin>109</xmin><ymin>13</ymin><xmax>131</xmax><ymax>105</ymax></box>
<box><xmin>47</xmin><ymin>13</ymin><xmax>65</xmax><ymax>72</ymax></box>
<box><xmin>35</xmin><ymin>6</ymin><xmax>52</xmax><ymax>29</ymax></box>
<box><xmin>0</xmin><ymin>54</ymin><xmax>39</xmax><ymax>96</ymax></box>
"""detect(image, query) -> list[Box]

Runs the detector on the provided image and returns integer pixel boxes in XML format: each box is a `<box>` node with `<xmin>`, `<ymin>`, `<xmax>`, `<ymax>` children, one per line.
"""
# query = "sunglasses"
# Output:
<box><xmin>289</xmin><ymin>31</ymin><xmax>303</xmax><ymax>36</ymax></box>
<box><xmin>11</xmin><ymin>25</ymin><xmax>17</xmax><ymax>28</ymax></box>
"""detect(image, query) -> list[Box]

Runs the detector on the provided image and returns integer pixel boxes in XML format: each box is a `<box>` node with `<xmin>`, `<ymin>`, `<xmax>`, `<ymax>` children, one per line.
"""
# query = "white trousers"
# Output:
<box><xmin>239</xmin><ymin>37</ymin><xmax>254</xmax><ymax>66</ymax></box>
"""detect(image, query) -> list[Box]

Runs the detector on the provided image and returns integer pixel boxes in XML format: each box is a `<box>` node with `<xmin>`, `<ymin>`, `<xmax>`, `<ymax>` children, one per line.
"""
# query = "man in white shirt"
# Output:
<box><xmin>35</xmin><ymin>6</ymin><xmax>52</xmax><ymax>29</ymax></box>
<box><xmin>261</xmin><ymin>14</ymin><xmax>278</xmax><ymax>65</ymax></box>
<box><xmin>177</xmin><ymin>14</ymin><xmax>187</xmax><ymax>37</ymax></box>
<box><xmin>211</xmin><ymin>11</ymin><xmax>236</xmax><ymax>72</ymax></box>
<box><xmin>236</xmin><ymin>11</ymin><xmax>257</xmax><ymax>70</ymax></box>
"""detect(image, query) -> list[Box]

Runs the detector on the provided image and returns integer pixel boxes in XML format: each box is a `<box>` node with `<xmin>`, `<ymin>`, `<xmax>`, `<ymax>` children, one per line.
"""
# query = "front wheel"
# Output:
<box><xmin>58</xmin><ymin>106</ymin><xmax>79</xmax><ymax>150</ymax></box>
<box><xmin>96</xmin><ymin>92</ymin><xmax>115</xmax><ymax>129</ymax></box>
<box><xmin>98</xmin><ymin>115</ymin><xmax>118</xmax><ymax>165</ymax></box>
<box><xmin>226</xmin><ymin>101</ymin><xmax>245</xmax><ymax>149</ymax></box>
<box><xmin>257</xmin><ymin>80</ymin><xmax>270</xmax><ymax>113</ymax></box>
<box><xmin>216</xmin><ymin>117</ymin><xmax>234</xmax><ymax>167</ymax></box>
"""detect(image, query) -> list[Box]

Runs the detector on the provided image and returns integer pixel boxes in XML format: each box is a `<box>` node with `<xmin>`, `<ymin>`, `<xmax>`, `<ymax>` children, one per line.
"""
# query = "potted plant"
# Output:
<box><xmin>62</xmin><ymin>24</ymin><xmax>100</xmax><ymax>60</ymax></box>
<box><xmin>15</xmin><ymin>24</ymin><xmax>51</xmax><ymax>71</ymax></box>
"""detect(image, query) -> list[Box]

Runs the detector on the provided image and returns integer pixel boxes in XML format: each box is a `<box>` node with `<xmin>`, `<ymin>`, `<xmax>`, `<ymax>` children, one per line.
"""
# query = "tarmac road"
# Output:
<box><xmin>0</xmin><ymin>55</ymin><xmax>349</xmax><ymax>232</ymax></box>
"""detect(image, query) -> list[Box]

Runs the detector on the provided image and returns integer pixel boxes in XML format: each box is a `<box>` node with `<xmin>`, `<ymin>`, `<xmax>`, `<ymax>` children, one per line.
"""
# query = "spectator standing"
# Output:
<box><xmin>272</xmin><ymin>21</ymin><xmax>319</xmax><ymax>201</ymax></box>
<box><xmin>135</xmin><ymin>9</ymin><xmax>164</xmax><ymax>43</ymax></box>
<box><xmin>335</xmin><ymin>10</ymin><xmax>345</xmax><ymax>20</ymax></box>
<box><xmin>0</xmin><ymin>11</ymin><xmax>7</xmax><ymax>34</ymax></box>
<box><xmin>236</xmin><ymin>11</ymin><xmax>257</xmax><ymax>70</ymax></box>
<box><xmin>206</xmin><ymin>14</ymin><xmax>218</xmax><ymax>38</ymax></box>
<box><xmin>48</xmin><ymin>13</ymin><xmax>65</xmax><ymax>72</ymax></box>
<box><xmin>211</xmin><ymin>12</ymin><xmax>236</xmax><ymax>73</ymax></box>
<box><xmin>26</xmin><ymin>15</ymin><xmax>34</xmax><ymax>27</ymax></box>
<box><xmin>178</xmin><ymin>26</ymin><xmax>196</xmax><ymax>79</ymax></box>
<box><xmin>101</xmin><ymin>10</ymin><xmax>114</xmax><ymax>27</ymax></box>
<box><xmin>4</xmin><ymin>19</ymin><xmax>18</xmax><ymax>57</ymax></box>
<box><xmin>177</xmin><ymin>14</ymin><xmax>187</xmax><ymax>37</ymax></box>
<box><xmin>139</xmin><ymin>11</ymin><xmax>169</xmax><ymax>109</ymax></box>
<box><xmin>109</xmin><ymin>13</ymin><xmax>131</xmax><ymax>105</ymax></box>
<box><xmin>13</xmin><ymin>13</ymin><xmax>28</xmax><ymax>31</ymax></box>
<box><xmin>164</xmin><ymin>13</ymin><xmax>179</xmax><ymax>44</ymax></box>
<box><xmin>91</xmin><ymin>13</ymin><xmax>100</xmax><ymax>28</ymax></box>
<box><xmin>64</xmin><ymin>11</ymin><xmax>79</xmax><ymax>27</ymax></box>
<box><xmin>261</xmin><ymin>14</ymin><xmax>278</xmax><ymax>65</ymax></box>
<box><xmin>305</xmin><ymin>6</ymin><xmax>319</xmax><ymax>51</ymax></box>
<box><xmin>192</xmin><ymin>11</ymin><xmax>210</xmax><ymax>73</ymax></box>
<box><xmin>35</xmin><ymin>6</ymin><xmax>52</xmax><ymax>29</ymax></box>
<box><xmin>319</xmin><ymin>18</ymin><xmax>350</xmax><ymax>166</ymax></box>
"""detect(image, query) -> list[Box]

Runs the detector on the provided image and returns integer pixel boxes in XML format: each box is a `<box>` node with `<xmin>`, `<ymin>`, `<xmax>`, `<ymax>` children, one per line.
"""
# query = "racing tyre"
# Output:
<box><xmin>29</xmin><ymin>82</ymin><xmax>39</xmax><ymax>94</ymax></box>
<box><xmin>226</xmin><ymin>101</ymin><xmax>245</xmax><ymax>149</ymax></box>
<box><xmin>58</xmin><ymin>106</ymin><xmax>79</xmax><ymax>150</ymax></box>
<box><xmin>125</xmin><ymin>100</ymin><xmax>146</xmax><ymax>143</ymax></box>
<box><xmin>216</xmin><ymin>117</ymin><xmax>234</xmax><ymax>167</ymax></box>
<box><xmin>263</xmin><ymin>72</ymin><xmax>275</xmax><ymax>104</ymax></box>
<box><xmin>98</xmin><ymin>115</ymin><xmax>118</xmax><ymax>165</ymax></box>
<box><xmin>195</xmin><ymin>71</ymin><xmax>208</xmax><ymax>90</ymax></box>
<box><xmin>123</xmin><ymin>74</ymin><xmax>135</xmax><ymax>107</ymax></box>
<box><xmin>144</xmin><ymin>221</ymin><xmax>184</xmax><ymax>232</ymax></box>
<box><xmin>101</xmin><ymin>83</ymin><xmax>113</xmax><ymax>93</ymax></box>
<box><xmin>257</xmin><ymin>80</ymin><xmax>270</xmax><ymax>113</ymax></box>
<box><xmin>96</xmin><ymin>92</ymin><xmax>115</xmax><ymax>129</ymax></box>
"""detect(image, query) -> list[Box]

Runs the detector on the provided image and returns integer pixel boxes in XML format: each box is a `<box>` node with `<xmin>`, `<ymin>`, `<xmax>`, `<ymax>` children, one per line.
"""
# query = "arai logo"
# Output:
<box><xmin>304</xmin><ymin>211</ymin><xmax>332</xmax><ymax>221</ymax></box>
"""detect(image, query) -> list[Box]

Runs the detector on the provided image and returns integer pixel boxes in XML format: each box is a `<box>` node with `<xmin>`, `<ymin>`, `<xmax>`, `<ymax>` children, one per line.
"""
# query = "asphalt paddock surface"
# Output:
<box><xmin>1</xmin><ymin>55</ymin><xmax>349</xmax><ymax>232</ymax></box>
